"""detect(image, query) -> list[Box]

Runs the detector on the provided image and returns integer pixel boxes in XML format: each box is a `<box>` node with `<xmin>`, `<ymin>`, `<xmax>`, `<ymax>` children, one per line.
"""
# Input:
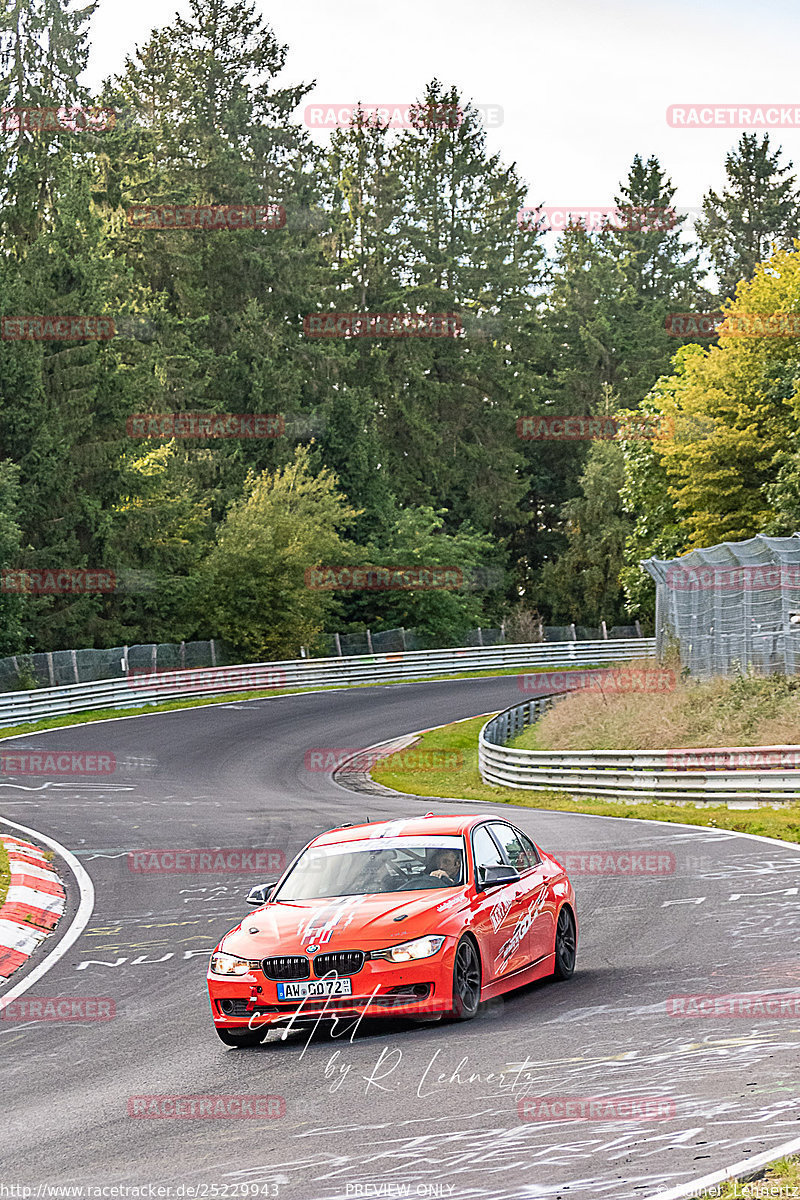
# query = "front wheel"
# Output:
<box><xmin>215</xmin><ymin>1025</ymin><xmax>266</xmax><ymax>1048</ymax></box>
<box><xmin>449</xmin><ymin>937</ymin><xmax>482</xmax><ymax>1020</ymax></box>
<box><xmin>553</xmin><ymin>906</ymin><xmax>577</xmax><ymax>980</ymax></box>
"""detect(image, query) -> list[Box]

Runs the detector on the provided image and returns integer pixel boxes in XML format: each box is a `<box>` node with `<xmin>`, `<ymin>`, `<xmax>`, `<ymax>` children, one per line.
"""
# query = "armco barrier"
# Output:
<box><xmin>0</xmin><ymin>639</ymin><xmax>654</xmax><ymax>727</ymax></box>
<box><xmin>479</xmin><ymin>697</ymin><xmax>800</xmax><ymax>806</ymax></box>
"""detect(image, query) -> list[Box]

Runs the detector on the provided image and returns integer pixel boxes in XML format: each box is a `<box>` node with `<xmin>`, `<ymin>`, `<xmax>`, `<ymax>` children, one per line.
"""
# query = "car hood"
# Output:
<box><xmin>220</xmin><ymin>889</ymin><xmax>469</xmax><ymax>958</ymax></box>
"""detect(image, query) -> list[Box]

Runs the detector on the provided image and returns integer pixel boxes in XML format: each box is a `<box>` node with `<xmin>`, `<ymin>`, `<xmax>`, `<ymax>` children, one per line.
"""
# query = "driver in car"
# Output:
<box><xmin>429</xmin><ymin>848</ymin><xmax>460</xmax><ymax>884</ymax></box>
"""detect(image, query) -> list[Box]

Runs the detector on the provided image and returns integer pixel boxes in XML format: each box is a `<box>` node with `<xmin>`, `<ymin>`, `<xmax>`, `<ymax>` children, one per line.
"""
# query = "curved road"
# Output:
<box><xmin>1</xmin><ymin>678</ymin><xmax>799</xmax><ymax>1199</ymax></box>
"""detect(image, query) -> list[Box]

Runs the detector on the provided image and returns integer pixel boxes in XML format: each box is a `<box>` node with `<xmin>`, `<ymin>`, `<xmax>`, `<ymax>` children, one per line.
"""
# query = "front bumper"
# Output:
<box><xmin>207</xmin><ymin>948</ymin><xmax>455</xmax><ymax>1028</ymax></box>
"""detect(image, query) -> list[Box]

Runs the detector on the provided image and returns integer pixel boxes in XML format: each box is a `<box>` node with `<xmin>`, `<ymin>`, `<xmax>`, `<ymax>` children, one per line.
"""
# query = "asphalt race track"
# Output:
<box><xmin>2</xmin><ymin>677</ymin><xmax>800</xmax><ymax>1199</ymax></box>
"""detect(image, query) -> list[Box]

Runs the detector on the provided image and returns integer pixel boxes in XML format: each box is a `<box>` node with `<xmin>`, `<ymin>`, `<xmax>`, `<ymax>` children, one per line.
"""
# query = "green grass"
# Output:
<box><xmin>688</xmin><ymin>1155</ymin><xmax>799</xmax><ymax>1197</ymax></box>
<box><xmin>0</xmin><ymin>838</ymin><xmax>9</xmax><ymax>908</ymax></box>
<box><xmin>0</xmin><ymin>661</ymin><xmax>612</xmax><ymax>744</ymax></box>
<box><xmin>371</xmin><ymin>713</ymin><xmax>800</xmax><ymax>844</ymax></box>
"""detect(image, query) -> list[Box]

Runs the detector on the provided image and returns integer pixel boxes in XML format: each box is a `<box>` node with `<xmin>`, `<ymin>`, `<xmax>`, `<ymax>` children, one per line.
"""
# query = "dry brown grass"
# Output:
<box><xmin>518</xmin><ymin>660</ymin><xmax>800</xmax><ymax>751</ymax></box>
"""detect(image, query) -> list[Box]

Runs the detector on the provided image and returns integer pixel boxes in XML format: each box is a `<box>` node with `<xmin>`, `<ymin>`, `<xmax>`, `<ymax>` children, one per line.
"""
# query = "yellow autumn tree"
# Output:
<box><xmin>648</xmin><ymin>244</ymin><xmax>800</xmax><ymax>549</ymax></box>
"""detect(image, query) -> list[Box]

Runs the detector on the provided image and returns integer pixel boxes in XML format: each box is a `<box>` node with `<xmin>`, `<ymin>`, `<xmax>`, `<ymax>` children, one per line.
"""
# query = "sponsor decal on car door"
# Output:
<box><xmin>487</xmin><ymin>823</ymin><xmax>552</xmax><ymax>969</ymax></box>
<box><xmin>471</xmin><ymin>825</ymin><xmax>530</xmax><ymax>980</ymax></box>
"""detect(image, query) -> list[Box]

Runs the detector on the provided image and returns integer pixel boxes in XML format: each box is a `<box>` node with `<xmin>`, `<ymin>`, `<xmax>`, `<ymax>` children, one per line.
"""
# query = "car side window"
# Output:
<box><xmin>488</xmin><ymin>823</ymin><xmax>540</xmax><ymax>872</ymax></box>
<box><xmin>472</xmin><ymin>826</ymin><xmax>504</xmax><ymax>873</ymax></box>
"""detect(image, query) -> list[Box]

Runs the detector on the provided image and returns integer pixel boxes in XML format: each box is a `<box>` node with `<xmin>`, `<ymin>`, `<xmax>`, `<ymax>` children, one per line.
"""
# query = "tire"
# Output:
<box><xmin>553</xmin><ymin>906</ymin><xmax>577</xmax><ymax>981</ymax></box>
<box><xmin>215</xmin><ymin>1025</ymin><xmax>266</xmax><ymax>1048</ymax></box>
<box><xmin>450</xmin><ymin>936</ymin><xmax>482</xmax><ymax>1020</ymax></box>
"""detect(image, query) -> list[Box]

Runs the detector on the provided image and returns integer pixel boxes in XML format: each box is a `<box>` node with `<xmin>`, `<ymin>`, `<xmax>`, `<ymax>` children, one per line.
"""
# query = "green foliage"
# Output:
<box><xmin>4</xmin><ymin>0</ymin><xmax>800</xmax><ymax>655</ymax></box>
<box><xmin>200</xmin><ymin>446</ymin><xmax>358</xmax><ymax>659</ymax></box>
<box><xmin>535</xmin><ymin>441</ymin><xmax>632</xmax><ymax>625</ymax></box>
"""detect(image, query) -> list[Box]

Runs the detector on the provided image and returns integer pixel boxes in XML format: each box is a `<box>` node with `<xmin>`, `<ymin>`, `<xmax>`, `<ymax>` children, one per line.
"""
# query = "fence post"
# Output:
<box><xmin>122</xmin><ymin>645</ymin><xmax>129</xmax><ymax>677</ymax></box>
<box><xmin>477</xmin><ymin>627</ymin><xmax>483</xmax><ymax>647</ymax></box>
<box><xmin>71</xmin><ymin>649</ymin><xmax>79</xmax><ymax>684</ymax></box>
<box><xmin>210</xmin><ymin>639</ymin><xmax>217</xmax><ymax>667</ymax></box>
<box><xmin>334</xmin><ymin>632</ymin><xmax>343</xmax><ymax>657</ymax></box>
<box><xmin>180</xmin><ymin>641</ymin><xmax>186</xmax><ymax>669</ymax></box>
<box><xmin>570</xmin><ymin>623</ymin><xmax>577</xmax><ymax>641</ymax></box>
<box><xmin>46</xmin><ymin>652</ymin><xmax>55</xmax><ymax>687</ymax></box>
<box><xmin>150</xmin><ymin>643</ymin><xmax>157</xmax><ymax>674</ymax></box>
<box><xmin>500</xmin><ymin>621</ymin><xmax>505</xmax><ymax>643</ymax></box>
<box><xmin>366</xmin><ymin>629</ymin><xmax>373</xmax><ymax>654</ymax></box>
<box><xmin>635</xmin><ymin>620</ymin><xmax>642</xmax><ymax>638</ymax></box>
<box><xmin>601</xmin><ymin>620</ymin><xmax>608</xmax><ymax>640</ymax></box>
<box><xmin>401</xmin><ymin>627</ymin><xmax>407</xmax><ymax>651</ymax></box>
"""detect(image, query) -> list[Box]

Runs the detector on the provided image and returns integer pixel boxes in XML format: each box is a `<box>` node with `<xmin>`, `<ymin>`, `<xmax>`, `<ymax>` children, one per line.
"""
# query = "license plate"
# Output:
<box><xmin>276</xmin><ymin>978</ymin><xmax>353</xmax><ymax>1000</ymax></box>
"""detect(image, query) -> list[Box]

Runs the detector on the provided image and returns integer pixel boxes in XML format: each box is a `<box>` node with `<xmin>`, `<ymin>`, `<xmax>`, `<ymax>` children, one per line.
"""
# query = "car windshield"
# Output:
<box><xmin>273</xmin><ymin>835</ymin><xmax>466</xmax><ymax>900</ymax></box>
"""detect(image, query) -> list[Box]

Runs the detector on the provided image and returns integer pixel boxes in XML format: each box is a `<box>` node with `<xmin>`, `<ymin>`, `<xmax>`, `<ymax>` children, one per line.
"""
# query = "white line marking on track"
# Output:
<box><xmin>650</xmin><ymin>1130</ymin><xmax>800</xmax><ymax>1199</ymax></box>
<box><xmin>0</xmin><ymin>817</ymin><xmax>95</xmax><ymax>1010</ymax></box>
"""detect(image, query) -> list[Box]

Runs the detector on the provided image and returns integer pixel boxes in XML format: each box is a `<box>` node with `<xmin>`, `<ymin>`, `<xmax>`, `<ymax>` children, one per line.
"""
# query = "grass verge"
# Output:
<box><xmin>0</xmin><ymin>837</ymin><xmax>8</xmax><ymax>908</ymax></box>
<box><xmin>515</xmin><ymin>670</ymin><xmax>800</xmax><ymax>752</ymax></box>
<box><xmin>689</xmin><ymin>1155</ymin><xmax>799</xmax><ymax>1197</ymax></box>
<box><xmin>370</xmin><ymin>714</ymin><xmax>800</xmax><ymax>844</ymax></box>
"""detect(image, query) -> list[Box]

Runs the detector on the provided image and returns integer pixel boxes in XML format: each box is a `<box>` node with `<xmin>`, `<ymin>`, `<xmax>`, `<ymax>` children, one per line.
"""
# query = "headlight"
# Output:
<box><xmin>209</xmin><ymin>951</ymin><xmax>253</xmax><ymax>976</ymax></box>
<box><xmin>369</xmin><ymin>935</ymin><xmax>446</xmax><ymax>963</ymax></box>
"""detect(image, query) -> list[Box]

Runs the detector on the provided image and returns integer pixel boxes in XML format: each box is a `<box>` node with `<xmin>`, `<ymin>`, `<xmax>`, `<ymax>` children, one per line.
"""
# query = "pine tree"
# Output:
<box><xmin>696</xmin><ymin>133</ymin><xmax>800</xmax><ymax>300</ymax></box>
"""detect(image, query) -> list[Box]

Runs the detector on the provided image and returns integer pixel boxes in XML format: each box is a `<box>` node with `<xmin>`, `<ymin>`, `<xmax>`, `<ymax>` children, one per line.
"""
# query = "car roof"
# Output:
<box><xmin>312</xmin><ymin>815</ymin><xmax>488</xmax><ymax>846</ymax></box>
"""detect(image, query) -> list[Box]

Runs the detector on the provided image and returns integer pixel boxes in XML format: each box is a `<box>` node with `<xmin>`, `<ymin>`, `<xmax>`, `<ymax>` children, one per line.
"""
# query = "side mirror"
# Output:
<box><xmin>246</xmin><ymin>882</ymin><xmax>275</xmax><ymax>906</ymax></box>
<box><xmin>478</xmin><ymin>865</ymin><xmax>521</xmax><ymax>891</ymax></box>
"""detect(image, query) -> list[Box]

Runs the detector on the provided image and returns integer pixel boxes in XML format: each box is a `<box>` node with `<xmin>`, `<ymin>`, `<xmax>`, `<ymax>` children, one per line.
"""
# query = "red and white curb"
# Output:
<box><xmin>0</xmin><ymin>835</ymin><xmax>66</xmax><ymax>980</ymax></box>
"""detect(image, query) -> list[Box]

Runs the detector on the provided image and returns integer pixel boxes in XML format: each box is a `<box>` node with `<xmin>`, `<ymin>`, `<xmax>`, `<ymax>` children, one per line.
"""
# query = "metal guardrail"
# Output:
<box><xmin>479</xmin><ymin>696</ymin><xmax>800</xmax><ymax>805</ymax></box>
<box><xmin>0</xmin><ymin>638</ymin><xmax>654</xmax><ymax>727</ymax></box>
